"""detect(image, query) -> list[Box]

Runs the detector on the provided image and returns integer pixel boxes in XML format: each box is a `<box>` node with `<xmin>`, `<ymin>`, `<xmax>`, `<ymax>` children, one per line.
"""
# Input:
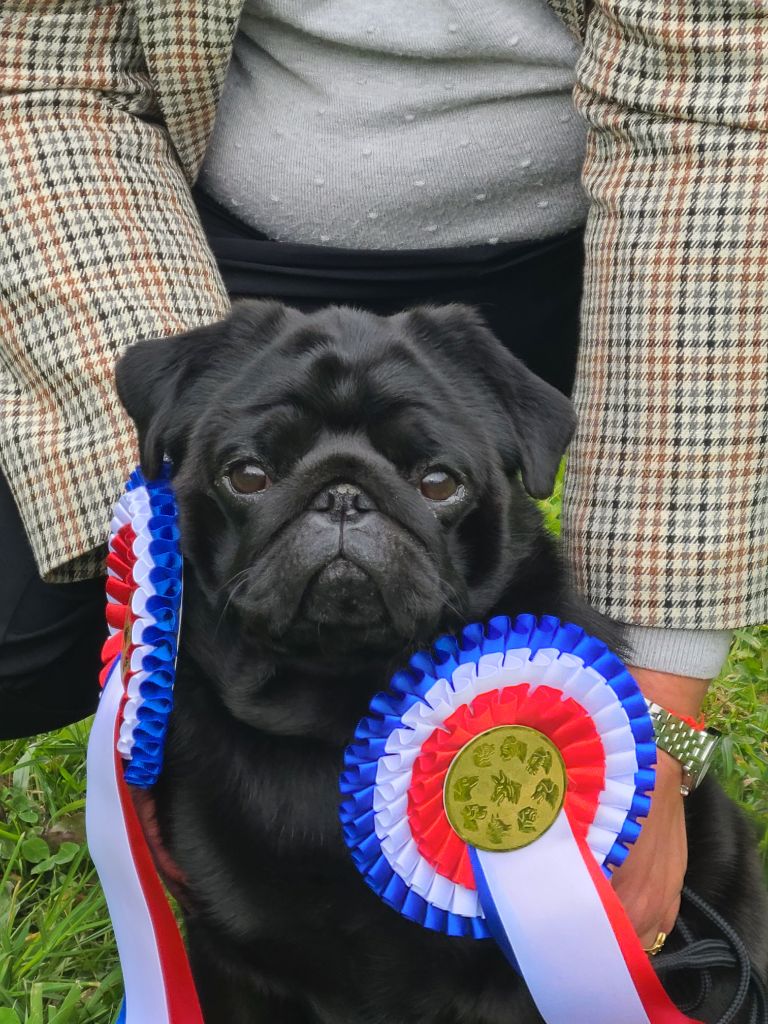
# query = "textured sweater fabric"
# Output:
<box><xmin>198</xmin><ymin>0</ymin><xmax>588</xmax><ymax>249</ymax></box>
<box><xmin>625</xmin><ymin>626</ymin><xmax>733</xmax><ymax>680</ymax></box>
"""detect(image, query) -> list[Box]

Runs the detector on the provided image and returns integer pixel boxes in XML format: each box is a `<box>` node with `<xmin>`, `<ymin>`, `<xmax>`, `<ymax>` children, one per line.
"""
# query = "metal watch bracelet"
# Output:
<box><xmin>646</xmin><ymin>702</ymin><xmax>721</xmax><ymax>796</ymax></box>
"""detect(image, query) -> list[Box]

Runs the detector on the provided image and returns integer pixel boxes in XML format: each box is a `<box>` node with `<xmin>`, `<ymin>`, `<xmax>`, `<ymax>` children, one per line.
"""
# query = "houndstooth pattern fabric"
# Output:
<box><xmin>0</xmin><ymin>0</ymin><xmax>766</xmax><ymax>629</ymax></box>
<box><xmin>546</xmin><ymin>0</ymin><xmax>587</xmax><ymax>39</ymax></box>
<box><xmin>0</xmin><ymin>1</ymin><xmax>230</xmax><ymax>581</ymax></box>
<box><xmin>133</xmin><ymin>0</ymin><xmax>242</xmax><ymax>181</ymax></box>
<box><xmin>561</xmin><ymin>0</ymin><xmax>768</xmax><ymax>628</ymax></box>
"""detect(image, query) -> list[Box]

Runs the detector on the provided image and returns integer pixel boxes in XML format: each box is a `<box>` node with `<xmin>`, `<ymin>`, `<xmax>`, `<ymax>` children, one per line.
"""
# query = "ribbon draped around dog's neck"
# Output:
<box><xmin>341</xmin><ymin>617</ymin><xmax>704</xmax><ymax>1024</ymax></box>
<box><xmin>86</xmin><ymin>468</ymin><xmax>701</xmax><ymax>1024</ymax></box>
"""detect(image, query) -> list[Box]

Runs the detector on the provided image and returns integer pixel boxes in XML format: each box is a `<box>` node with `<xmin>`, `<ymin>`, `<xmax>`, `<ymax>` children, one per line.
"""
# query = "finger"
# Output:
<box><xmin>639</xmin><ymin>926</ymin><xmax>661</xmax><ymax>950</ymax></box>
<box><xmin>661</xmin><ymin>894</ymin><xmax>682</xmax><ymax>937</ymax></box>
<box><xmin>638</xmin><ymin>897</ymin><xmax>682</xmax><ymax>950</ymax></box>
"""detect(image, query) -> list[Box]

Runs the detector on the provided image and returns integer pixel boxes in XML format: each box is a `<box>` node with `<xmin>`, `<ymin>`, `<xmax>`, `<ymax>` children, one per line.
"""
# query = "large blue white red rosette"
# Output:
<box><xmin>85</xmin><ymin>466</ymin><xmax>203</xmax><ymax>1024</ymax></box>
<box><xmin>341</xmin><ymin>615</ymin><xmax>703</xmax><ymax>1024</ymax></box>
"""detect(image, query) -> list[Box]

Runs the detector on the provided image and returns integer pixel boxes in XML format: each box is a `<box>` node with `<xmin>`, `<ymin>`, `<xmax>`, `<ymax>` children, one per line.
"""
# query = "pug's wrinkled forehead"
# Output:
<box><xmin>116</xmin><ymin>299</ymin><xmax>575</xmax><ymax>502</ymax></box>
<box><xmin>199</xmin><ymin>315</ymin><xmax>476</xmax><ymax>490</ymax></box>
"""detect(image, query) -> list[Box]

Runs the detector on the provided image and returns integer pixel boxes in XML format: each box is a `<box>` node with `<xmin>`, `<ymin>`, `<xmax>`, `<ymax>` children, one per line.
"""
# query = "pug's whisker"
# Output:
<box><xmin>216</xmin><ymin>566</ymin><xmax>252</xmax><ymax>596</ymax></box>
<box><xmin>442</xmin><ymin>602</ymin><xmax>463</xmax><ymax>623</ymax></box>
<box><xmin>440</xmin><ymin>577</ymin><xmax>466</xmax><ymax>608</ymax></box>
<box><xmin>439</xmin><ymin>578</ymin><xmax>468</xmax><ymax>621</ymax></box>
<box><xmin>216</xmin><ymin>573</ymin><xmax>253</xmax><ymax>635</ymax></box>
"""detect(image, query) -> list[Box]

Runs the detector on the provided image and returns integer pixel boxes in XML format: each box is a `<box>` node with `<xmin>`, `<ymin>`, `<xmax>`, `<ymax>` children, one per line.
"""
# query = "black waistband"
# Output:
<box><xmin>192</xmin><ymin>185</ymin><xmax>585</xmax><ymax>297</ymax></box>
<box><xmin>191</xmin><ymin>186</ymin><xmax>585</xmax><ymax>395</ymax></box>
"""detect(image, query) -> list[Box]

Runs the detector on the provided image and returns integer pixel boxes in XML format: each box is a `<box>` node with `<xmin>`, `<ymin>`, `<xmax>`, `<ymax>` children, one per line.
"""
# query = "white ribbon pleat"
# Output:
<box><xmin>110</xmin><ymin>486</ymin><xmax>168</xmax><ymax>761</ymax></box>
<box><xmin>86</xmin><ymin>660</ymin><xmax>170</xmax><ymax>1024</ymax></box>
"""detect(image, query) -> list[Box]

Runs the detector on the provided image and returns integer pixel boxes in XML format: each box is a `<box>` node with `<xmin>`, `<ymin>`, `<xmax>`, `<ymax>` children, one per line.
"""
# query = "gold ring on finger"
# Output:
<box><xmin>643</xmin><ymin>931</ymin><xmax>667</xmax><ymax>956</ymax></box>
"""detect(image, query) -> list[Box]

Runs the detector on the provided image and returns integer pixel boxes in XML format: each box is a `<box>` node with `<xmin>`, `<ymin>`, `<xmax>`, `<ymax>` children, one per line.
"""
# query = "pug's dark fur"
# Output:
<box><xmin>117</xmin><ymin>301</ymin><xmax>768</xmax><ymax>1024</ymax></box>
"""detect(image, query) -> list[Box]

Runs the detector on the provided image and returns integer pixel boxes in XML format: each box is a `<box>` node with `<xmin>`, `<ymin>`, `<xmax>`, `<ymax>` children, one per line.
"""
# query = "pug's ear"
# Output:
<box><xmin>402</xmin><ymin>305</ymin><xmax>576</xmax><ymax>499</ymax></box>
<box><xmin>115</xmin><ymin>300</ymin><xmax>290</xmax><ymax>476</ymax></box>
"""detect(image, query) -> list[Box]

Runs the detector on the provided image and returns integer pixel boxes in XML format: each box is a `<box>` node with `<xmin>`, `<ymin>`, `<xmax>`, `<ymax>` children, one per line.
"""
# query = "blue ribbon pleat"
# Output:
<box><xmin>122</xmin><ymin>465</ymin><xmax>182</xmax><ymax>789</ymax></box>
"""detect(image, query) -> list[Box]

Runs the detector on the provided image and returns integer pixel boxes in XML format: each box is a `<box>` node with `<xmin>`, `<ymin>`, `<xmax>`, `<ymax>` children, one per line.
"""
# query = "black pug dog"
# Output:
<box><xmin>116</xmin><ymin>300</ymin><xmax>768</xmax><ymax>1024</ymax></box>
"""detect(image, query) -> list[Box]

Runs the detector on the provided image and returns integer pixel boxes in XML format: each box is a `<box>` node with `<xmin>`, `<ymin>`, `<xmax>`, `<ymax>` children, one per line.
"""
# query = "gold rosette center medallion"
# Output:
<box><xmin>444</xmin><ymin>726</ymin><xmax>566</xmax><ymax>851</ymax></box>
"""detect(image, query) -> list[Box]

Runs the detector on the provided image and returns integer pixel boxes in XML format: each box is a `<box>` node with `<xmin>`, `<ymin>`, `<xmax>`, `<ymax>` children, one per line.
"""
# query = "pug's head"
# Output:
<box><xmin>116</xmin><ymin>300</ymin><xmax>574</xmax><ymax>685</ymax></box>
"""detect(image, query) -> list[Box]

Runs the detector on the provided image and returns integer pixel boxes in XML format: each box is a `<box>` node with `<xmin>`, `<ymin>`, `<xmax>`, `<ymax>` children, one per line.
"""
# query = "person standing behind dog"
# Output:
<box><xmin>1</xmin><ymin>0</ymin><xmax>766</xmax><ymax>957</ymax></box>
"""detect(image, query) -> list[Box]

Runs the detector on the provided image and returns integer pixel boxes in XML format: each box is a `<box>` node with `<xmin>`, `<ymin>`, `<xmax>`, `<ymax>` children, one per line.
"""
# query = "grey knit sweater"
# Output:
<box><xmin>197</xmin><ymin>2</ymin><xmax>733</xmax><ymax>679</ymax></box>
<box><xmin>198</xmin><ymin>0</ymin><xmax>589</xmax><ymax>249</ymax></box>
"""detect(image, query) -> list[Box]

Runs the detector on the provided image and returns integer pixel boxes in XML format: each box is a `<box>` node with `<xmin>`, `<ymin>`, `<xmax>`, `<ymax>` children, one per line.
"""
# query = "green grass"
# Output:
<box><xmin>703</xmin><ymin>628</ymin><xmax>768</xmax><ymax>865</ymax></box>
<box><xmin>0</xmin><ymin>722</ymin><xmax>124</xmax><ymax>1022</ymax></box>
<box><xmin>0</xmin><ymin>478</ymin><xmax>766</xmax><ymax>1021</ymax></box>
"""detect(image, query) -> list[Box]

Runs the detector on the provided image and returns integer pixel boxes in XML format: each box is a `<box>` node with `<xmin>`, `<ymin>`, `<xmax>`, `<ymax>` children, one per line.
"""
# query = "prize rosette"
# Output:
<box><xmin>340</xmin><ymin>615</ymin><xmax>702</xmax><ymax>1024</ymax></box>
<box><xmin>85</xmin><ymin>466</ymin><xmax>203</xmax><ymax>1024</ymax></box>
<box><xmin>99</xmin><ymin>465</ymin><xmax>182</xmax><ymax>786</ymax></box>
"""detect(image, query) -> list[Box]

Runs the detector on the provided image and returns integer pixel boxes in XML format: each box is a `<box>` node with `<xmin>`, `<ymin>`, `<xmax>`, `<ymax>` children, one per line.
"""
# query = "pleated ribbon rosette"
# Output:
<box><xmin>85</xmin><ymin>467</ymin><xmax>204</xmax><ymax>1024</ymax></box>
<box><xmin>340</xmin><ymin>616</ymin><xmax>703</xmax><ymax>1024</ymax></box>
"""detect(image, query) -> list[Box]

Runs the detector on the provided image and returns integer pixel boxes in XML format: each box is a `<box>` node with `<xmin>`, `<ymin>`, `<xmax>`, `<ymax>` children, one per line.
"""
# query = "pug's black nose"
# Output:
<box><xmin>311</xmin><ymin>482</ymin><xmax>376</xmax><ymax>519</ymax></box>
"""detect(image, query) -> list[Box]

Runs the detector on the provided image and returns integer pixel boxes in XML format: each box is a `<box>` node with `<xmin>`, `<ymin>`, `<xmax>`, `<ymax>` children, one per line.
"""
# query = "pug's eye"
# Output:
<box><xmin>226</xmin><ymin>462</ymin><xmax>272</xmax><ymax>495</ymax></box>
<box><xmin>420</xmin><ymin>469</ymin><xmax>459</xmax><ymax>502</ymax></box>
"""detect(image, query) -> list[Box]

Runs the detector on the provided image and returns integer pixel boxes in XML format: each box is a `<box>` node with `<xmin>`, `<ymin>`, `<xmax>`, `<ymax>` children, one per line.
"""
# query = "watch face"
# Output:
<box><xmin>689</xmin><ymin>733</ymin><xmax>721</xmax><ymax>792</ymax></box>
<box><xmin>696</xmin><ymin>747</ymin><xmax>716</xmax><ymax>788</ymax></box>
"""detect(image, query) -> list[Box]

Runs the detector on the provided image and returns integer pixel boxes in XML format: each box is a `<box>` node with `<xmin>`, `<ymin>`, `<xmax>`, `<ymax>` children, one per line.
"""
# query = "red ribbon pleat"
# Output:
<box><xmin>408</xmin><ymin>684</ymin><xmax>605</xmax><ymax>887</ymax></box>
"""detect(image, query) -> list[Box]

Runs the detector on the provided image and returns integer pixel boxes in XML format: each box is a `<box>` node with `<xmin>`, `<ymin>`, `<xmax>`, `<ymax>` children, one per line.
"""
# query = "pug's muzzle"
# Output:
<box><xmin>301</xmin><ymin>481</ymin><xmax>388</xmax><ymax>626</ymax></box>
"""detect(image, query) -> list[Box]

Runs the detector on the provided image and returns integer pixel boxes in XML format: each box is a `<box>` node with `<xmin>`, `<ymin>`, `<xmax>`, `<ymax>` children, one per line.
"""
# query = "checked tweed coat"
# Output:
<box><xmin>1</xmin><ymin>0</ymin><xmax>767</xmax><ymax>630</ymax></box>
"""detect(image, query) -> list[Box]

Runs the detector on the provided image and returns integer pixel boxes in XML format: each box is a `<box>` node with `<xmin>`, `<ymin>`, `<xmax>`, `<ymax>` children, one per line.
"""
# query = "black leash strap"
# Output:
<box><xmin>654</xmin><ymin>887</ymin><xmax>767</xmax><ymax>1024</ymax></box>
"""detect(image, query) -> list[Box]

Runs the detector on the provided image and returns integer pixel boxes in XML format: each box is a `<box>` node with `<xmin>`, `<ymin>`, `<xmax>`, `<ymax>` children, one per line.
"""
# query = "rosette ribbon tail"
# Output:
<box><xmin>86</xmin><ymin>657</ymin><xmax>204</xmax><ymax>1024</ymax></box>
<box><xmin>470</xmin><ymin>821</ymin><xmax>698</xmax><ymax>1024</ymax></box>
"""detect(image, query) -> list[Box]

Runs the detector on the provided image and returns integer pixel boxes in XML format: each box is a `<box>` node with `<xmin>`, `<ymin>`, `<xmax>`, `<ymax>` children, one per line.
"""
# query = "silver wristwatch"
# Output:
<box><xmin>646</xmin><ymin>702</ymin><xmax>721</xmax><ymax>796</ymax></box>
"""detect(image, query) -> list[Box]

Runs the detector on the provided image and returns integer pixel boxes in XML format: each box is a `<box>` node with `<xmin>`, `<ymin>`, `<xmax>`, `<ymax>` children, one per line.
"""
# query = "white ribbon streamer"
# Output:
<box><xmin>475</xmin><ymin>810</ymin><xmax>652</xmax><ymax>1024</ymax></box>
<box><xmin>85</xmin><ymin>660</ymin><xmax>170</xmax><ymax>1024</ymax></box>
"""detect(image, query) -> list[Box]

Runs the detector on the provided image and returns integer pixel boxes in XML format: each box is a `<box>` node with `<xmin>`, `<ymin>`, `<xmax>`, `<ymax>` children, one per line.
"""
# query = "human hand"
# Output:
<box><xmin>610</xmin><ymin>666</ymin><xmax>710</xmax><ymax>948</ymax></box>
<box><xmin>611</xmin><ymin>747</ymin><xmax>686</xmax><ymax>947</ymax></box>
